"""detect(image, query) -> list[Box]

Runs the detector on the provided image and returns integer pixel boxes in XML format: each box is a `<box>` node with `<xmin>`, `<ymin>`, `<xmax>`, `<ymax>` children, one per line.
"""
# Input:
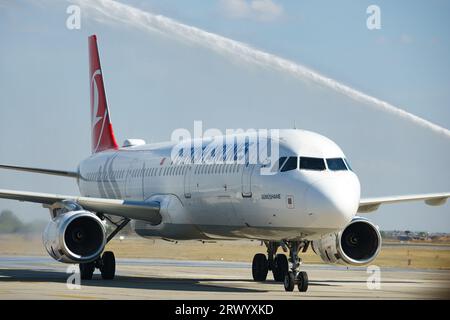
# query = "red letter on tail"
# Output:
<box><xmin>89</xmin><ymin>35</ymin><xmax>119</xmax><ymax>154</ymax></box>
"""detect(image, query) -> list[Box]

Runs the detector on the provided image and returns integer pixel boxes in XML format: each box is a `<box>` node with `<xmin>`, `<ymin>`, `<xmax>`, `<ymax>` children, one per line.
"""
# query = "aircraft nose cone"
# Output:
<box><xmin>306</xmin><ymin>175</ymin><xmax>360</xmax><ymax>229</ymax></box>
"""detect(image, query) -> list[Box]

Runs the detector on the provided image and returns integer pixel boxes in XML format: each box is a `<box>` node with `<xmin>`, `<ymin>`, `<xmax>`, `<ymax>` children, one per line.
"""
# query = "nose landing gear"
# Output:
<box><xmin>283</xmin><ymin>241</ymin><xmax>309</xmax><ymax>292</ymax></box>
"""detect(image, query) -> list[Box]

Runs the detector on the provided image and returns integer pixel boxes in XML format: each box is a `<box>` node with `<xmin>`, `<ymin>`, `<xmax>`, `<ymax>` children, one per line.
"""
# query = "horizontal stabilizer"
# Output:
<box><xmin>0</xmin><ymin>164</ymin><xmax>78</xmax><ymax>178</ymax></box>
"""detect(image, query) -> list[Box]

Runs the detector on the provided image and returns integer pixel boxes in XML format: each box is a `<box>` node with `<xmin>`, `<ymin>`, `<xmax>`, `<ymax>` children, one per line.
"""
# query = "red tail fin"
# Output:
<box><xmin>89</xmin><ymin>35</ymin><xmax>119</xmax><ymax>154</ymax></box>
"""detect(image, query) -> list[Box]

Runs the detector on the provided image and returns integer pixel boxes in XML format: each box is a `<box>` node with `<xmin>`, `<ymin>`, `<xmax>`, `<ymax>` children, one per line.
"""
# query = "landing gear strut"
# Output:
<box><xmin>79</xmin><ymin>216</ymin><xmax>129</xmax><ymax>280</ymax></box>
<box><xmin>283</xmin><ymin>241</ymin><xmax>309</xmax><ymax>292</ymax></box>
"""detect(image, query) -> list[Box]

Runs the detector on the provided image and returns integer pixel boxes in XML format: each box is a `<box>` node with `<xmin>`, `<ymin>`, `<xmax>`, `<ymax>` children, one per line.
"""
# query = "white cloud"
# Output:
<box><xmin>220</xmin><ymin>0</ymin><xmax>283</xmax><ymax>21</ymax></box>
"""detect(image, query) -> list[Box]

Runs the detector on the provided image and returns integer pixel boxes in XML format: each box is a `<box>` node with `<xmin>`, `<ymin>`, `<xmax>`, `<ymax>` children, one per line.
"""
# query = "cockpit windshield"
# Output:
<box><xmin>273</xmin><ymin>156</ymin><xmax>350</xmax><ymax>172</ymax></box>
<box><xmin>299</xmin><ymin>157</ymin><xmax>326</xmax><ymax>171</ymax></box>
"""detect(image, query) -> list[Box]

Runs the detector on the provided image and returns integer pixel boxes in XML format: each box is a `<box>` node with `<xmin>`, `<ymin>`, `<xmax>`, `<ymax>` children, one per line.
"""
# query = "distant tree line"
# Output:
<box><xmin>0</xmin><ymin>210</ymin><xmax>47</xmax><ymax>234</ymax></box>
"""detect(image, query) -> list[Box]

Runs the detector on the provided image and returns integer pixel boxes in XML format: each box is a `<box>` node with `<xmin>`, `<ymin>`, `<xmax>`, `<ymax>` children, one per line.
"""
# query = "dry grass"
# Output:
<box><xmin>1</xmin><ymin>234</ymin><xmax>449</xmax><ymax>270</ymax></box>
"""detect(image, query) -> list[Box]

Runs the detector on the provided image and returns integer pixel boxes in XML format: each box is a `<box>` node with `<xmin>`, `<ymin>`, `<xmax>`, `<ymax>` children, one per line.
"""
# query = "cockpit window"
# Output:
<box><xmin>280</xmin><ymin>157</ymin><xmax>298</xmax><ymax>172</ymax></box>
<box><xmin>326</xmin><ymin>158</ymin><xmax>347</xmax><ymax>171</ymax></box>
<box><xmin>344</xmin><ymin>158</ymin><xmax>352</xmax><ymax>171</ymax></box>
<box><xmin>271</xmin><ymin>156</ymin><xmax>287</xmax><ymax>172</ymax></box>
<box><xmin>299</xmin><ymin>157</ymin><xmax>326</xmax><ymax>171</ymax></box>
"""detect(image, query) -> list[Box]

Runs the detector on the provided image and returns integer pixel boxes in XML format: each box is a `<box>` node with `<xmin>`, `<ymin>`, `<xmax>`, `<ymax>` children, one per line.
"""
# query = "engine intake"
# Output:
<box><xmin>43</xmin><ymin>209</ymin><xmax>106</xmax><ymax>263</ymax></box>
<box><xmin>312</xmin><ymin>217</ymin><xmax>381</xmax><ymax>266</ymax></box>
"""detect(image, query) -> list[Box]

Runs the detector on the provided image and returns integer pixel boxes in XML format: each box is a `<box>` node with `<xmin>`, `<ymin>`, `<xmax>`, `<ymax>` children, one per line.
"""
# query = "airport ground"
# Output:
<box><xmin>0</xmin><ymin>235</ymin><xmax>449</xmax><ymax>299</ymax></box>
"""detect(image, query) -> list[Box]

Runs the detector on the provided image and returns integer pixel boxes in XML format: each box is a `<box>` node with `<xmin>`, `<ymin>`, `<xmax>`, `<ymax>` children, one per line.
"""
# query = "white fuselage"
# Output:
<box><xmin>77</xmin><ymin>130</ymin><xmax>361</xmax><ymax>241</ymax></box>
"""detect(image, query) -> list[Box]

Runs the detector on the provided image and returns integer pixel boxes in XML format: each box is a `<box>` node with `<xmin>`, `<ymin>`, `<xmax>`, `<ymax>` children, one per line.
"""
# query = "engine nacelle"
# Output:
<box><xmin>43</xmin><ymin>209</ymin><xmax>106</xmax><ymax>263</ymax></box>
<box><xmin>312</xmin><ymin>217</ymin><xmax>382</xmax><ymax>266</ymax></box>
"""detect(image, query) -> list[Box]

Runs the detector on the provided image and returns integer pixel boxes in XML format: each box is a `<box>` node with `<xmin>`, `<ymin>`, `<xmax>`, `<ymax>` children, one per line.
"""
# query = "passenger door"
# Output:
<box><xmin>184</xmin><ymin>165</ymin><xmax>192</xmax><ymax>198</ymax></box>
<box><xmin>241</xmin><ymin>163</ymin><xmax>255</xmax><ymax>198</ymax></box>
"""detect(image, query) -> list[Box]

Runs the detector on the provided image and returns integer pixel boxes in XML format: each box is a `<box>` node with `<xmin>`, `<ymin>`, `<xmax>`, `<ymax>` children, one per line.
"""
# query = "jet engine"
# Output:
<box><xmin>312</xmin><ymin>217</ymin><xmax>381</xmax><ymax>266</ymax></box>
<box><xmin>43</xmin><ymin>205</ymin><xmax>106</xmax><ymax>263</ymax></box>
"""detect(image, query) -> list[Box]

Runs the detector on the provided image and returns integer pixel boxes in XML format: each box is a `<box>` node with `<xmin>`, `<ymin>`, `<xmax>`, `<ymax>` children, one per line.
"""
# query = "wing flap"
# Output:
<box><xmin>0</xmin><ymin>189</ymin><xmax>161</xmax><ymax>224</ymax></box>
<box><xmin>358</xmin><ymin>192</ymin><xmax>450</xmax><ymax>213</ymax></box>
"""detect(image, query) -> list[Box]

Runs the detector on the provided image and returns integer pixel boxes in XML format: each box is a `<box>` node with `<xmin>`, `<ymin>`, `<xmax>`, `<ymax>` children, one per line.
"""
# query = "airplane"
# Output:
<box><xmin>0</xmin><ymin>35</ymin><xmax>449</xmax><ymax>293</ymax></box>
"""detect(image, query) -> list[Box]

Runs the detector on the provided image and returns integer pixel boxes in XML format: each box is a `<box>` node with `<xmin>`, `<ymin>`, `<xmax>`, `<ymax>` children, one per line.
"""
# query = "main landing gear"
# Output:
<box><xmin>79</xmin><ymin>250</ymin><xmax>116</xmax><ymax>280</ymax></box>
<box><xmin>79</xmin><ymin>217</ymin><xmax>130</xmax><ymax>281</ymax></box>
<box><xmin>251</xmin><ymin>240</ymin><xmax>309</xmax><ymax>292</ymax></box>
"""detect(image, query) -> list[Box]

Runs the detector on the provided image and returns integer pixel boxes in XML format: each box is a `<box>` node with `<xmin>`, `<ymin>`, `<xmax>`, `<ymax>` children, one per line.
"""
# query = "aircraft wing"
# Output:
<box><xmin>0</xmin><ymin>189</ymin><xmax>161</xmax><ymax>224</ymax></box>
<box><xmin>358</xmin><ymin>192</ymin><xmax>450</xmax><ymax>213</ymax></box>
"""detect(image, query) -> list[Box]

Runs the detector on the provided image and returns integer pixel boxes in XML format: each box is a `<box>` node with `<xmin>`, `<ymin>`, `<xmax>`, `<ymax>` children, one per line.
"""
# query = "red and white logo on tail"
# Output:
<box><xmin>89</xmin><ymin>35</ymin><xmax>119</xmax><ymax>154</ymax></box>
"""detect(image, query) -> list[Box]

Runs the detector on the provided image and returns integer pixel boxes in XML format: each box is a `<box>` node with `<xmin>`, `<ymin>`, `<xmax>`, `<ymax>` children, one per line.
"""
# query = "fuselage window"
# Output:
<box><xmin>299</xmin><ymin>157</ymin><xmax>326</xmax><ymax>171</ymax></box>
<box><xmin>280</xmin><ymin>157</ymin><xmax>298</xmax><ymax>172</ymax></box>
<box><xmin>326</xmin><ymin>158</ymin><xmax>347</xmax><ymax>171</ymax></box>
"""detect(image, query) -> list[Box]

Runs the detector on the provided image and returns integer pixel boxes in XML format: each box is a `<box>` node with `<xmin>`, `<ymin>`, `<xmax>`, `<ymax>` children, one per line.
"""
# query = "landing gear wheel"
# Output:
<box><xmin>79</xmin><ymin>262</ymin><xmax>95</xmax><ymax>280</ymax></box>
<box><xmin>284</xmin><ymin>272</ymin><xmax>295</xmax><ymax>292</ymax></box>
<box><xmin>297</xmin><ymin>271</ymin><xmax>309</xmax><ymax>292</ymax></box>
<box><xmin>252</xmin><ymin>253</ymin><xmax>268</xmax><ymax>281</ymax></box>
<box><xmin>100</xmin><ymin>251</ymin><xmax>116</xmax><ymax>280</ymax></box>
<box><xmin>272</xmin><ymin>254</ymin><xmax>288</xmax><ymax>282</ymax></box>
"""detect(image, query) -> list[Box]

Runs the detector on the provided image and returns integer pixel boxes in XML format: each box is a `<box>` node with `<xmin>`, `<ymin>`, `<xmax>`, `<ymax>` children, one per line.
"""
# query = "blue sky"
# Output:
<box><xmin>0</xmin><ymin>0</ymin><xmax>449</xmax><ymax>231</ymax></box>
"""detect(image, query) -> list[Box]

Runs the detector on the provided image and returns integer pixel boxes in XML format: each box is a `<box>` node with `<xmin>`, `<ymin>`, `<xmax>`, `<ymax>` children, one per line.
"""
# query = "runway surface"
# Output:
<box><xmin>0</xmin><ymin>256</ymin><xmax>449</xmax><ymax>299</ymax></box>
